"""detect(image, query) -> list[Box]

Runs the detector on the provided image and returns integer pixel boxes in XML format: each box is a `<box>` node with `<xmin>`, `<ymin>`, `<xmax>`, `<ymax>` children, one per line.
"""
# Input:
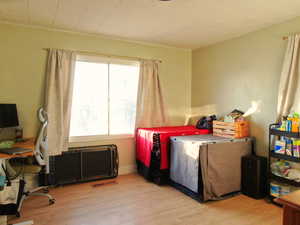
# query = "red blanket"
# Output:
<box><xmin>136</xmin><ymin>126</ymin><xmax>210</xmax><ymax>170</ymax></box>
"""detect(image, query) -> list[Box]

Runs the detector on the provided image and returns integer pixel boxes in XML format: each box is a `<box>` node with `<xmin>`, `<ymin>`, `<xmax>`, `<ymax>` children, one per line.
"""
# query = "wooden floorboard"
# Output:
<box><xmin>10</xmin><ymin>174</ymin><xmax>282</xmax><ymax>225</ymax></box>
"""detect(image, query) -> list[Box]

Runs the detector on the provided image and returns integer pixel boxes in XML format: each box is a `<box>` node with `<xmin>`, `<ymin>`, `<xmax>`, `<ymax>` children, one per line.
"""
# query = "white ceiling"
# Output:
<box><xmin>1</xmin><ymin>0</ymin><xmax>300</xmax><ymax>49</ymax></box>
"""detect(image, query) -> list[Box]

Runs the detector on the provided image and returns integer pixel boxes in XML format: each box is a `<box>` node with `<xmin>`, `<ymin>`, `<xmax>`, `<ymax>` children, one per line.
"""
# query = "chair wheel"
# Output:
<box><xmin>15</xmin><ymin>212</ymin><xmax>20</xmax><ymax>218</ymax></box>
<box><xmin>49</xmin><ymin>199</ymin><xmax>55</xmax><ymax>205</ymax></box>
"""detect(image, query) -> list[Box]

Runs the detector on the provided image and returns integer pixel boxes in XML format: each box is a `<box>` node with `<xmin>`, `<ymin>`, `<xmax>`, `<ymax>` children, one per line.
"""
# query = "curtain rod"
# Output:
<box><xmin>42</xmin><ymin>48</ymin><xmax>162</xmax><ymax>63</ymax></box>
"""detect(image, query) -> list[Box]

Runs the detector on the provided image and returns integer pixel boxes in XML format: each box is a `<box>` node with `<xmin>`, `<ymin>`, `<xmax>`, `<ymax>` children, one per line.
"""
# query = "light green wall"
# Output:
<box><xmin>0</xmin><ymin>22</ymin><xmax>191</xmax><ymax>173</ymax></box>
<box><xmin>192</xmin><ymin>17</ymin><xmax>300</xmax><ymax>156</ymax></box>
<box><xmin>5</xmin><ymin>15</ymin><xmax>300</xmax><ymax>168</ymax></box>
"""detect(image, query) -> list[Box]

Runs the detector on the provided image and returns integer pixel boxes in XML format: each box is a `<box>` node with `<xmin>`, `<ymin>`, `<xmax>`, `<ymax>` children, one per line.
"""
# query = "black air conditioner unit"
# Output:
<box><xmin>41</xmin><ymin>145</ymin><xmax>118</xmax><ymax>186</ymax></box>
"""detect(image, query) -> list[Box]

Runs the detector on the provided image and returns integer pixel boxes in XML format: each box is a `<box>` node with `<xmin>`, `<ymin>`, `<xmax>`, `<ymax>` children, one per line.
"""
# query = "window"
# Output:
<box><xmin>69</xmin><ymin>55</ymin><xmax>139</xmax><ymax>141</ymax></box>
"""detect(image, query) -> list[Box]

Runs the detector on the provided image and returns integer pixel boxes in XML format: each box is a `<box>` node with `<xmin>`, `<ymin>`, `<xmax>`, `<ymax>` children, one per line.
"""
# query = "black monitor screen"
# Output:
<box><xmin>0</xmin><ymin>104</ymin><xmax>19</xmax><ymax>128</ymax></box>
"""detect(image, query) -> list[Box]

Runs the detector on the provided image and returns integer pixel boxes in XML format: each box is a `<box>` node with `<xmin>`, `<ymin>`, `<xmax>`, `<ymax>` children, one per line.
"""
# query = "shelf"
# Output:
<box><xmin>270</xmin><ymin>152</ymin><xmax>300</xmax><ymax>162</ymax></box>
<box><xmin>269</xmin><ymin>129</ymin><xmax>300</xmax><ymax>138</ymax></box>
<box><xmin>270</xmin><ymin>174</ymin><xmax>300</xmax><ymax>187</ymax></box>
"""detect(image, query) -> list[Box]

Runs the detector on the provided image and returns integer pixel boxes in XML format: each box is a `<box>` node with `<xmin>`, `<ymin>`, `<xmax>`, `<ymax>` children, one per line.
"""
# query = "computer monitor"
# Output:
<box><xmin>0</xmin><ymin>104</ymin><xmax>19</xmax><ymax>128</ymax></box>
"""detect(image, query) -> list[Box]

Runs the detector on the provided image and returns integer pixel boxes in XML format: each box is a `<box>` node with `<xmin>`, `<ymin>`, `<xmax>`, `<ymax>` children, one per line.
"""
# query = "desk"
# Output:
<box><xmin>275</xmin><ymin>190</ymin><xmax>300</xmax><ymax>225</ymax></box>
<box><xmin>0</xmin><ymin>139</ymin><xmax>35</xmax><ymax>159</ymax></box>
<box><xmin>0</xmin><ymin>139</ymin><xmax>35</xmax><ymax>225</ymax></box>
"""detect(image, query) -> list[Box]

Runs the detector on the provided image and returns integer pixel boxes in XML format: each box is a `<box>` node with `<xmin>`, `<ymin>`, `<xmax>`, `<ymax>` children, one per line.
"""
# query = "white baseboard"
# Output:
<box><xmin>119</xmin><ymin>164</ymin><xmax>136</xmax><ymax>175</ymax></box>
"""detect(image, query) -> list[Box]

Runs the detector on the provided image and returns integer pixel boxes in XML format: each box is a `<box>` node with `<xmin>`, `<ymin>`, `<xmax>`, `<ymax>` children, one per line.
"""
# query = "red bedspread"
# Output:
<box><xmin>136</xmin><ymin>126</ymin><xmax>210</xmax><ymax>170</ymax></box>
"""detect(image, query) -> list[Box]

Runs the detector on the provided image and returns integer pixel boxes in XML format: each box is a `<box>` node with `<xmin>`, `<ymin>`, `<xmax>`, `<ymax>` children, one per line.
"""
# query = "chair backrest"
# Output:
<box><xmin>34</xmin><ymin>108</ymin><xmax>49</xmax><ymax>173</ymax></box>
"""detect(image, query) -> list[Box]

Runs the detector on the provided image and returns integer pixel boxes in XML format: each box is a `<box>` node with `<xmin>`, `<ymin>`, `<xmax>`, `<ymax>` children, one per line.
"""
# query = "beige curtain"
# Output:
<box><xmin>135</xmin><ymin>60</ymin><xmax>168</xmax><ymax>128</ymax></box>
<box><xmin>277</xmin><ymin>35</ymin><xmax>300</xmax><ymax>121</ymax></box>
<box><xmin>44</xmin><ymin>49</ymin><xmax>76</xmax><ymax>156</ymax></box>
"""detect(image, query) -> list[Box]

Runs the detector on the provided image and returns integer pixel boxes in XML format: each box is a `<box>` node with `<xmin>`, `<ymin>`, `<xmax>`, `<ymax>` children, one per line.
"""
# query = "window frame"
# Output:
<box><xmin>69</xmin><ymin>54</ymin><xmax>140</xmax><ymax>143</ymax></box>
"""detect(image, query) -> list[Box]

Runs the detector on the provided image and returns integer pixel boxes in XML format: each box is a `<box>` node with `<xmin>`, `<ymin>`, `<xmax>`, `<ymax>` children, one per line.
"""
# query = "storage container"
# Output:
<box><xmin>170</xmin><ymin>135</ymin><xmax>252</xmax><ymax>201</ymax></box>
<box><xmin>213</xmin><ymin>120</ymin><xmax>249</xmax><ymax>138</ymax></box>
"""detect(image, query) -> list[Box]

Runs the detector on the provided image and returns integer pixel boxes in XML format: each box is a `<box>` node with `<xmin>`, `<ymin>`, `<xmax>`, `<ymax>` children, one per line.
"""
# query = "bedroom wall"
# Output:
<box><xmin>192</xmin><ymin>16</ymin><xmax>300</xmax><ymax>156</ymax></box>
<box><xmin>0</xmin><ymin>22</ymin><xmax>192</xmax><ymax>174</ymax></box>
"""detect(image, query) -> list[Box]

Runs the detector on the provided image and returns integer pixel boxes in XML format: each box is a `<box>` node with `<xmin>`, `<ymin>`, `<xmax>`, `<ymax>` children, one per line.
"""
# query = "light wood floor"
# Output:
<box><xmin>10</xmin><ymin>174</ymin><xmax>282</xmax><ymax>225</ymax></box>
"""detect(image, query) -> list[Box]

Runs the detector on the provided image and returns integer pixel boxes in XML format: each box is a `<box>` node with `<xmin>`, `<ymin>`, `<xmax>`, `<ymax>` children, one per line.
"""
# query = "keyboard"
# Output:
<box><xmin>0</xmin><ymin>147</ymin><xmax>32</xmax><ymax>155</ymax></box>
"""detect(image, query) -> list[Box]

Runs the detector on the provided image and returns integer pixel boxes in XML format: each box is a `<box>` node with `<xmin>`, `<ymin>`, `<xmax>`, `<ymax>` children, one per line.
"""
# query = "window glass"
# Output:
<box><xmin>69</xmin><ymin>57</ymin><xmax>139</xmax><ymax>138</ymax></box>
<box><xmin>109</xmin><ymin>64</ymin><xmax>139</xmax><ymax>134</ymax></box>
<box><xmin>70</xmin><ymin>61</ymin><xmax>109</xmax><ymax>136</ymax></box>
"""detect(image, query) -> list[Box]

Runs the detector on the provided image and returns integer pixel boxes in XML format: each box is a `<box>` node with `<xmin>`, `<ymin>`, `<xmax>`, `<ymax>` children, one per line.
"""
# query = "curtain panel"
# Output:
<box><xmin>277</xmin><ymin>35</ymin><xmax>300</xmax><ymax>121</ymax></box>
<box><xmin>44</xmin><ymin>49</ymin><xmax>76</xmax><ymax>156</ymax></box>
<box><xmin>135</xmin><ymin>60</ymin><xmax>169</xmax><ymax>129</ymax></box>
